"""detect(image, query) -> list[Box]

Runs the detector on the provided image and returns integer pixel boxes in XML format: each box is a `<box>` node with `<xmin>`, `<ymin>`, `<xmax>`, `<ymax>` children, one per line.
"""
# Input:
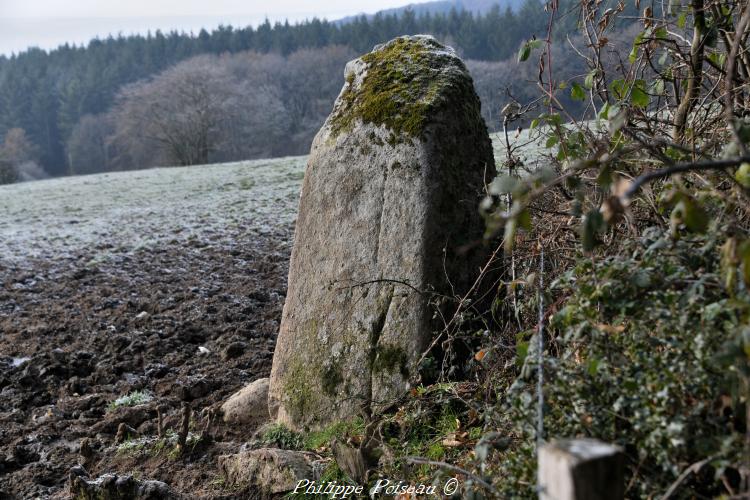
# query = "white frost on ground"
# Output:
<box><xmin>0</xmin><ymin>136</ymin><xmax>530</xmax><ymax>269</ymax></box>
<box><xmin>0</xmin><ymin>156</ymin><xmax>307</xmax><ymax>267</ymax></box>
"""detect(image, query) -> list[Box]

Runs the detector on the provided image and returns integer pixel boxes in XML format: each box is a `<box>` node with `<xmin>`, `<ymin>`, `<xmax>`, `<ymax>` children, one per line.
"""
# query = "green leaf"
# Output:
<box><xmin>517</xmin><ymin>44</ymin><xmax>531</xmax><ymax>62</ymax></box>
<box><xmin>629</xmin><ymin>45</ymin><xmax>639</xmax><ymax>64</ymax></box>
<box><xmin>517</xmin><ymin>39</ymin><xmax>543</xmax><ymax>63</ymax></box>
<box><xmin>584</xmin><ymin>69</ymin><xmax>597</xmax><ymax>89</ymax></box>
<box><xmin>516</xmin><ymin>341</ymin><xmax>529</xmax><ymax>366</ymax></box>
<box><xmin>629</xmin><ymin>31</ymin><xmax>646</xmax><ymax>64</ymax></box>
<box><xmin>611</xmin><ymin>79</ymin><xmax>628</xmax><ymax>100</ymax></box>
<box><xmin>707</xmin><ymin>52</ymin><xmax>727</xmax><ymax>68</ymax></box>
<box><xmin>736</xmin><ymin>162</ymin><xmax>750</xmax><ymax>187</ymax></box>
<box><xmin>671</xmin><ymin>196</ymin><xmax>708</xmax><ymax>233</ymax></box>
<box><xmin>571</xmin><ymin>82</ymin><xmax>586</xmax><ymax>101</ymax></box>
<box><xmin>529</xmin><ymin>118</ymin><xmax>540</xmax><ymax>130</ymax></box>
<box><xmin>518</xmin><ymin>209</ymin><xmax>532</xmax><ymax>231</ymax></box>
<box><xmin>587</xmin><ymin>358</ymin><xmax>600</xmax><ymax>376</ymax></box>
<box><xmin>545</xmin><ymin>135</ymin><xmax>559</xmax><ymax>148</ymax></box>
<box><xmin>546</xmin><ymin>113</ymin><xmax>562</xmax><ymax>126</ymax></box>
<box><xmin>631</xmin><ymin>80</ymin><xmax>650</xmax><ymax>107</ymax></box>
<box><xmin>598</xmin><ymin>102</ymin><xmax>611</xmax><ymax>119</ymax></box>
<box><xmin>528</xmin><ymin>39</ymin><xmax>545</xmax><ymax>50</ymax></box>
<box><xmin>677</xmin><ymin>10</ymin><xmax>688</xmax><ymax>28</ymax></box>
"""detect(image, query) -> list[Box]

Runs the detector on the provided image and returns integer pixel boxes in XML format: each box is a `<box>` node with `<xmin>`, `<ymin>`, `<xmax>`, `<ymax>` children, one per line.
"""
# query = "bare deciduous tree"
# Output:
<box><xmin>0</xmin><ymin>128</ymin><xmax>46</xmax><ymax>183</ymax></box>
<box><xmin>110</xmin><ymin>56</ymin><xmax>237</xmax><ymax>167</ymax></box>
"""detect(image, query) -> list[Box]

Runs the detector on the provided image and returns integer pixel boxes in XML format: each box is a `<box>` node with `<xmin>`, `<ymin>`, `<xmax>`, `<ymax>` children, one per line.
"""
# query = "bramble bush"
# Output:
<box><xmin>493</xmin><ymin>225</ymin><xmax>748</xmax><ymax>496</ymax></box>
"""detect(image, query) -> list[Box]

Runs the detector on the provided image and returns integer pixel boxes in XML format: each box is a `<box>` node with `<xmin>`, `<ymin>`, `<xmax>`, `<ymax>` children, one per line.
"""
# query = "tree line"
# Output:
<box><xmin>0</xmin><ymin>0</ymin><xmax>636</xmax><ymax>180</ymax></box>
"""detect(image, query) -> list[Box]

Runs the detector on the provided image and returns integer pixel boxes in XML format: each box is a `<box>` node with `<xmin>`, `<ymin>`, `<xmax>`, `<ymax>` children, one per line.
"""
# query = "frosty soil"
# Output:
<box><xmin>0</xmin><ymin>138</ymin><xmax>521</xmax><ymax>496</ymax></box>
<box><xmin>0</xmin><ymin>156</ymin><xmax>303</xmax><ymax>497</ymax></box>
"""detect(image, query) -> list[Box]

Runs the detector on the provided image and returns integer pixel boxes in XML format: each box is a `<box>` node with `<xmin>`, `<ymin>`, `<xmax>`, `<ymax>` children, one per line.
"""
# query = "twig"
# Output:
<box><xmin>406</xmin><ymin>456</ymin><xmax>500</xmax><ymax>496</ymax></box>
<box><xmin>624</xmin><ymin>155</ymin><xmax>750</xmax><ymax>199</ymax></box>
<box><xmin>333</xmin><ymin>278</ymin><xmax>426</xmax><ymax>296</ymax></box>
<box><xmin>661</xmin><ymin>456</ymin><xmax>715</xmax><ymax>499</ymax></box>
<box><xmin>725</xmin><ymin>1</ymin><xmax>750</xmax><ymax>156</ymax></box>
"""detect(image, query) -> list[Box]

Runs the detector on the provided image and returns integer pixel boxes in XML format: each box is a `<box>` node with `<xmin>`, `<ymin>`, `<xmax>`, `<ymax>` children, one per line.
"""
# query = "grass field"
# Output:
<box><xmin>0</xmin><ymin>134</ymin><xmax>543</xmax><ymax>496</ymax></box>
<box><xmin>0</xmin><ymin>134</ymin><xmax>540</xmax><ymax>268</ymax></box>
<box><xmin>0</xmin><ymin>156</ymin><xmax>307</xmax><ymax>267</ymax></box>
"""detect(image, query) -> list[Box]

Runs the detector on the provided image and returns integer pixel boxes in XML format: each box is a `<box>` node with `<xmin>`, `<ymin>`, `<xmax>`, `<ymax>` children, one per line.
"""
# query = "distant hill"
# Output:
<box><xmin>336</xmin><ymin>0</ymin><xmax>524</xmax><ymax>24</ymax></box>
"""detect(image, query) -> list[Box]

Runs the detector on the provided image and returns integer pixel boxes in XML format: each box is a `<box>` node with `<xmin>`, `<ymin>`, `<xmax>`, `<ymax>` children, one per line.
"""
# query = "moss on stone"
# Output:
<box><xmin>329</xmin><ymin>37</ymin><xmax>479</xmax><ymax>141</ymax></box>
<box><xmin>321</xmin><ymin>362</ymin><xmax>343</xmax><ymax>397</ymax></box>
<box><xmin>373</xmin><ymin>343</ymin><xmax>409</xmax><ymax>377</ymax></box>
<box><xmin>282</xmin><ymin>359</ymin><xmax>317</xmax><ymax>422</ymax></box>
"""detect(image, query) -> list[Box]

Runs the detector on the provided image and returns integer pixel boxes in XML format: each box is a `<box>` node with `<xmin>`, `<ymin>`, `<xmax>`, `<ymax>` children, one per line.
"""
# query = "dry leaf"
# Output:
<box><xmin>596</xmin><ymin>323</ymin><xmax>626</xmax><ymax>334</ymax></box>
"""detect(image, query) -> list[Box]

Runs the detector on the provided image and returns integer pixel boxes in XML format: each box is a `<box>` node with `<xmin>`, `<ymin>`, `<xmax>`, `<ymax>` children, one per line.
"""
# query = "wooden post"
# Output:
<box><xmin>538</xmin><ymin>438</ymin><xmax>624</xmax><ymax>500</ymax></box>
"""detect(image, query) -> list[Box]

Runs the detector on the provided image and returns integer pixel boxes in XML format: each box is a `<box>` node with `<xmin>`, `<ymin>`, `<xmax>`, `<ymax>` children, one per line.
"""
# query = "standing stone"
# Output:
<box><xmin>268</xmin><ymin>35</ymin><xmax>494</xmax><ymax>430</ymax></box>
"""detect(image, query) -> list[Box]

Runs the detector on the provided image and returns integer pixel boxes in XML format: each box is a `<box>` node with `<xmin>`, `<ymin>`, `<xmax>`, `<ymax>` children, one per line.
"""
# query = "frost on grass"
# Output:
<box><xmin>109</xmin><ymin>390</ymin><xmax>153</xmax><ymax>410</ymax></box>
<box><xmin>0</xmin><ymin>141</ymin><xmax>514</xmax><ymax>270</ymax></box>
<box><xmin>0</xmin><ymin>155</ymin><xmax>308</xmax><ymax>267</ymax></box>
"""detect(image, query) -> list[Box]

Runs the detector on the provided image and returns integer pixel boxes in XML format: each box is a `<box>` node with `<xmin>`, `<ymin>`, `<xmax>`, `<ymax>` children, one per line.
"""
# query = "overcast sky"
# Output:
<box><xmin>0</xmin><ymin>0</ymin><xmax>428</xmax><ymax>56</ymax></box>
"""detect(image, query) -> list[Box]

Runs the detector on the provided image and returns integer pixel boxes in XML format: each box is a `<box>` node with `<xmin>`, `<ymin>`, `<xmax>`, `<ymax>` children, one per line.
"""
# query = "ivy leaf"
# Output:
<box><xmin>571</xmin><ymin>82</ymin><xmax>586</xmax><ymax>101</ymax></box>
<box><xmin>631</xmin><ymin>80</ymin><xmax>650</xmax><ymax>107</ymax></box>
<box><xmin>611</xmin><ymin>79</ymin><xmax>628</xmax><ymax>100</ymax></box>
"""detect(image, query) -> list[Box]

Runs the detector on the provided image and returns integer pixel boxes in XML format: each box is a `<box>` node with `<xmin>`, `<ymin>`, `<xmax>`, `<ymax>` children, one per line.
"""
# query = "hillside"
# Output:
<box><xmin>0</xmin><ymin>1</ymin><xmax>555</xmax><ymax>177</ymax></box>
<box><xmin>0</xmin><ymin>155</ymin><xmax>304</xmax><ymax>496</ymax></box>
<box><xmin>0</xmin><ymin>134</ymin><xmax>527</xmax><ymax>497</ymax></box>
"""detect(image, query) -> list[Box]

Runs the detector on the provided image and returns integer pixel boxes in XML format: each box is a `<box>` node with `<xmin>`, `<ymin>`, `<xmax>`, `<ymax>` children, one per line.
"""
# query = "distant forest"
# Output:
<box><xmin>0</xmin><ymin>0</ymin><xmax>634</xmax><ymax>179</ymax></box>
